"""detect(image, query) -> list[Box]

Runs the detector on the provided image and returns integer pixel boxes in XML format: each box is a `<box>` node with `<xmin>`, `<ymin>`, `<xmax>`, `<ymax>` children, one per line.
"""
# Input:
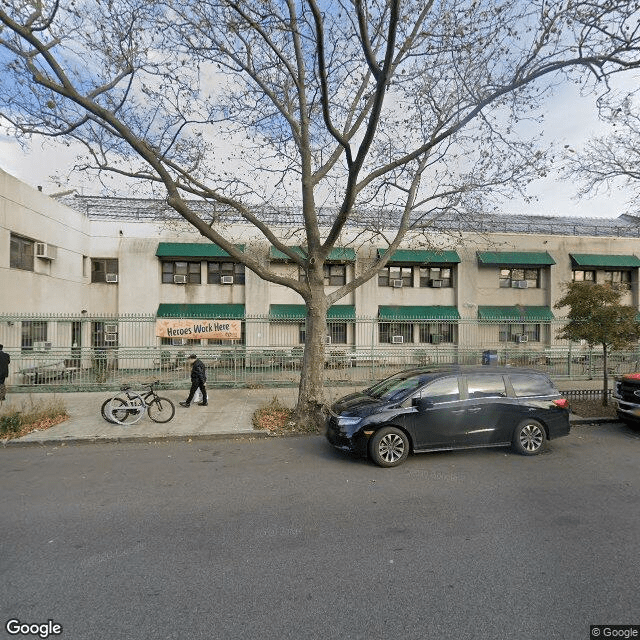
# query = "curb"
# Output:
<box><xmin>1</xmin><ymin>430</ymin><xmax>319</xmax><ymax>448</ymax></box>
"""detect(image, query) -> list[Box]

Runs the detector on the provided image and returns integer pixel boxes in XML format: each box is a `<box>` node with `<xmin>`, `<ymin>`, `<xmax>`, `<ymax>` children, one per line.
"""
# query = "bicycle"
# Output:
<box><xmin>101</xmin><ymin>380</ymin><xmax>175</xmax><ymax>425</ymax></box>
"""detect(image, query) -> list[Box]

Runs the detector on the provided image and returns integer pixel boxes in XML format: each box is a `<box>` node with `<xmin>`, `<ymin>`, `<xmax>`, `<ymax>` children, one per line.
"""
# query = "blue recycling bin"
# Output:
<box><xmin>482</xmin><ymin>350</ymin><xmax>498</xmax><ymax>366</ymax></box>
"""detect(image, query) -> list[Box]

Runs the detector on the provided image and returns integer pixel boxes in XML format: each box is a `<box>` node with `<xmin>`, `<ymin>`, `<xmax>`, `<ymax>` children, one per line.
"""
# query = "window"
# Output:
<box><xmin>92</xmin><ymin>322</ymin><xmax>118</xmax><ymax>348</ymax></box>
<box><xmin>499</xmin><ymin>268</ymin><xmax>540</xmax><ymax>288</ymax></box>
<box><xmin>498</xmin><ymin>323</ymin><xmax>541</xmax><ymax>343</ymax></box>
<box><xmin>298</xmin><ymin>264</ymin><xmax>347</xmax><ymax>286</ymax></box>
<box><xmin>378</xmin><ymin>266</ymin><xmax>413</xmax><ymax>287</ymax></box>
<box><xmin>325</xmin><ymin>264</ymin><xmax>346</xmax><ymax>286</ymax></box>
<box><xmin>162</xmin><ymin>261</ymin><xmax>201</xmax><ymax>284</ymax></box>
<box><xmin>91</xmin><ymin>258</ymin><xmax>119</xmax><ymax>283</ymax></box>
<box><xmin>509</xmin><ymin>373</ymin><xmax>555</xmax><ymax>397</ymax></box>
<box><xmin>572</xmin><ymin>269</ymin><xmax>595</xmax><ymax>283</ymax></box>
<box><xmin>419</xmin><ymin>266</ymin><xmax>453</xmax><ymax>288</ymax></box>
<box><xmin>21</xmin><ymin>321</ymin><xmax>47</xmax><ymax>351</ymax></box>
<box><xmin>418</xmin><ymin>377</ymin><xmax>460</xmax><ymax>403</ymax></box>
<box><xmin>299</xmin><ymin>322</ymin><xmax>347</xmax><ymax>344</ymax></box>
<box><xmin>418</xmin><ymin>323</ymin><xmax>456</xmax><ymax>344</ymax></box>
<box><xmin>604</xmin><ymin>270</ymin><xmax>632</xmax><ymax>290</ymax></box>
<box><xmin>467</xmin><ymin>374</ymin><xmax>507</xmax><ymax>399</ymax></box>
<box><xmin>327</xmin><ymin>322</ymin><xmax>347</xmax><ymax>344</ymax></box>
<box><xmin>379</xmin><ymin>322</ymin><xmax>413</xmax><ymax>343</ymax></box>
<box><xmin>207</xmin><ymin>261</ymin><xmax>245</xmax><ymax>284</ymax></box>
<box><xmin>10</xmin><ymin>234</ymin><xmax>34</xmax><ymax>271</ymax></box>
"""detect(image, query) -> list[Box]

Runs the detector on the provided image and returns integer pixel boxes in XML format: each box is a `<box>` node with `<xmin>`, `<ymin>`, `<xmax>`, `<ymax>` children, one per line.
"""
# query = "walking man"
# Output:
<box><xmin>180</xmin><ymin>354</ymin><xmax>207</xmax><ymax>407</ymax></box>
<box><xmin>0</xmin><ymin>344</ymin><xmax>10</xmax><ymax>403</ymax></box>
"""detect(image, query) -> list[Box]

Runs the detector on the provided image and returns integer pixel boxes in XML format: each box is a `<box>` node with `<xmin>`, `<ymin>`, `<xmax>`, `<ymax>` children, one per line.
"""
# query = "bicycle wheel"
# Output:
<box><xmin>101</xmin><ymin>397</ymin><xmax>133</xmax><ymax>423</ymax></box>
<box><xmin>108</xmin><ymin>392</ymin><xmax>145</xmax><ymax>425</ymax></box>
<box><xmin>147</xmin><ymin>396</ymin><xmax>176</xmax><ymax>423</ymax></box>
<box><xmin>101</xmin><ymin>397</ymin><xmax>116</xmax><ymax>423</ymax></box>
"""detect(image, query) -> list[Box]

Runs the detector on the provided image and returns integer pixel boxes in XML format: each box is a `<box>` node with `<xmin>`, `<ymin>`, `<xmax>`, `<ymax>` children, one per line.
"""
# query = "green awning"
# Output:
<box><xmin>378</xmin><ymin>306</ymin><xmax>460</xmax><ymax>320</ymax></box>
<box><xmin>269</xmin><ymin>304</ymin><xmax>356</xmax><ymax>320</ymax></box>
<box><xmin>477</xmin><ymin>251</ymin><xmax>555</xmax><ymax>266</ymax></box>
<box><xmin>156</xmin><ymin>304</ymin><xmax>245</xmax><ymax>319</ymax></box>
<box><xmin>156</xmin><ymin>242</ymin><xmax>244</xmax><ymax>259</ymax></box>
<box><xmin>377</xmin><ymin>248</ymin><xmax>461</xmax><ymax>264</ymax></box>
<box><xmin>269</xmin><ymin>246</ymin><xmax>356</xmax><ymax>262</ymax></box>
<box><xmin>570</xmin><ymin>254</ymin><xmax>640</xmax><ymax>268</ymax></box>
<box><xmin>478</xmin><ymin>306</ymin><xmax>555</xmax><ymax>321</ymax></box>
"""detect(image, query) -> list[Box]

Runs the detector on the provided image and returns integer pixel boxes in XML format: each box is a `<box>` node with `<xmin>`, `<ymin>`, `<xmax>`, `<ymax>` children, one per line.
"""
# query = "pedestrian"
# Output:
<box><xmin>0</xmin><ymin>343</ymin><xmax>10</xmax><ymax>403</ymax></box>
<box><xmin>179</xmin><ymin>354</ymin><xmax>207</xmax><ymax>407</ymax></box>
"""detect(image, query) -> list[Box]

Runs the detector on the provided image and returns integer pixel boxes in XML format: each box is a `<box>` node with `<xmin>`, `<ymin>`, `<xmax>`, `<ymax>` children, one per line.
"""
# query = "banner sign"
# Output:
<box><xmin>155</xmin><ymin>319</ymin><xmax>242</xmax><ymax>341</ymax></box>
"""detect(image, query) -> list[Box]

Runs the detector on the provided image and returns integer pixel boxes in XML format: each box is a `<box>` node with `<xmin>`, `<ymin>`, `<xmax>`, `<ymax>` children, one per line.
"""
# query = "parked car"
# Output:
<box><xmin>613</xmin><ymin>373</ymin><xmax>640</xmax><ymax>425</ymax></box>
<box><xmin>326</xmin><ymin>366</ymin><xmax>571</xmax><ymax>467</ymax></box>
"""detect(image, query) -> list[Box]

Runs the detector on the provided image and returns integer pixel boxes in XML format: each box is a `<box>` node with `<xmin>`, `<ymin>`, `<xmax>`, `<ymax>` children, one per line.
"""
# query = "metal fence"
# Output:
<box><xmin>2</xmin><ymin>313</ymin><xmax>638</xmax><ymax>392</ymax></box>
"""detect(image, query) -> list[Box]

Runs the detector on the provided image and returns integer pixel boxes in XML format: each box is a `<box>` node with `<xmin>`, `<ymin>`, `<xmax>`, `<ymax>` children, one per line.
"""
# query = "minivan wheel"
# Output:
<box><xmin>369</xmin><ymin>427</ymin><xmax>409</xmax><ymax>468</ymax></box>
<box><xmin>513</xmin><ymin>419</ymin><xmax>546</xmax><ymax>455</ymax></box>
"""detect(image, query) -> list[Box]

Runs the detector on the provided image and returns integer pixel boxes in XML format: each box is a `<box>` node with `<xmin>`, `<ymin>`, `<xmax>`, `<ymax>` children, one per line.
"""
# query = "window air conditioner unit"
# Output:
<box><xmin>392</xmin><ymin>279</ymin><xmax>403</xmax><ymax>288</ymax></box>
<box><xmin>325</xmin><ymin>336</ymin><xmax>332</xmax><ymax>344</ymax></box>
<box><xmin>33</xmin><ymin>341</ymin><xmax>52</xmax><ymax>351</ymax></box>
<box><xmin>516</xmin><ymin>334</ymin><xmax>528</xmax><ymax>343</ymax></box>
<box><xmin>171</xmin><ymin>338</ymin><xmax>186</xmax><ymax>346</ymax></box>
<box><xmin>105</xmin><ymin>324</ymin><xmax>118</xmax><ymax>333</ymax></box>
<box><xmin>513</xmin><ymin>280</ymin><xmax>528</xmax><ymax>289</ymax></box>
<box><xmin>392</xmin><ymin>335</ymin><xmax>404</xmax><ymax>344</ymax></box>
<box><xmin>105</xmin><ymin>273</ymin><xmax>119</xmax><ymax>283</ymax></box>
<box><xmin>35</xmin><ymin>242</ymin><xmax>57</xmax><ymax>260</ymax></box>
<box><xmin>173</xmin><ymin>274</ymin><xmax>188</xmax><ymax>284</ymax></box>
<box><xmin>430</xmin><ymin>279</ymin><xmax>443</xmax><ymax>288</ymax></box>
<box><xmin>104</xmin><ymin>333</ymin><xmax>118</xmax><ymax>343</ymax></box>
<box><xmin>221</xmin><ymin>276</ymin><xmax>234</xmax><ymax>285</ymax></box>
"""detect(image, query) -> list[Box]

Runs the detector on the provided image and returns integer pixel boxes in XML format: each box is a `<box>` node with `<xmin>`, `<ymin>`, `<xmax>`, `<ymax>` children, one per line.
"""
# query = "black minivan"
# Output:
<box><xmin>326</xmin><ymin>367</ymin><xmax>571</xmax><ymax>467</ymax></box>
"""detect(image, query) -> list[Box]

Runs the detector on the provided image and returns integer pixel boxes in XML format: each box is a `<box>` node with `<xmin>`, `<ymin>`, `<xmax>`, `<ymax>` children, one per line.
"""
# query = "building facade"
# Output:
<box><xmin>2</xmin><ymin>168</ymin><xmax>640</xmax><ymax>387</ymax></box>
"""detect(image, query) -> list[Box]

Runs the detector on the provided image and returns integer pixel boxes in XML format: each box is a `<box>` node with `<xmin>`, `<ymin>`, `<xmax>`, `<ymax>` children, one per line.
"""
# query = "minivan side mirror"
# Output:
<box><xmin>413</xmin><ymin>397</ymin><xmax>434</xmax><ymax>411</ymax></box>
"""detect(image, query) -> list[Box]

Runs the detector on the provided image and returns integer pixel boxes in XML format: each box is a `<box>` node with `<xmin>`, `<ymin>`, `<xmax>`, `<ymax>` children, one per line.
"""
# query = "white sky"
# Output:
<box><xmin>0</xmin><ymin>78</ymin><xmax>635</xmax><ymax>219</ymax></box>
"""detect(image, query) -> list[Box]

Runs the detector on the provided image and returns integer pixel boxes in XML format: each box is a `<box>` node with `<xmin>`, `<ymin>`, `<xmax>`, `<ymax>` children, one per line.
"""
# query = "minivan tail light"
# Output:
<box><xmin>553</xmin><ymin>398</ymin><xmax>570</xmax><ymax>409</ymax></box>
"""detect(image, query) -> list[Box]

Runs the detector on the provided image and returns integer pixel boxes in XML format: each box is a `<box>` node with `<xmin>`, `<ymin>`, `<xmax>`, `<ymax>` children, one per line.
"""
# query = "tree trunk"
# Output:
<box><xmin>294</xmin><ymin>292</ymin><xmax>329</xmax><ymax>431</ymax></box>
<box><xmin>602</xmin><ymin>343</ymin><xmax>609</xmax><ymax>406</ymax></box>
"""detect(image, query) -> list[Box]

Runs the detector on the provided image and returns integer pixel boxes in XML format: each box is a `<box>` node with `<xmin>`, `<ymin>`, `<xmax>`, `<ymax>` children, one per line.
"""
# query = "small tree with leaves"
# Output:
<box><xmin>554</xmin><ymin>282</ymin><xmax>640</xmax><ymax>405</ymax></box>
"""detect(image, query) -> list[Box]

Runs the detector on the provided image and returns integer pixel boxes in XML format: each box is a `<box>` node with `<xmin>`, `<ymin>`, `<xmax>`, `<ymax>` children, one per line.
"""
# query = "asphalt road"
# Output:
<box><xmin>1</xmin><ymin>422</ymin><xmax>639</xmax><ymax>640</ymax></box>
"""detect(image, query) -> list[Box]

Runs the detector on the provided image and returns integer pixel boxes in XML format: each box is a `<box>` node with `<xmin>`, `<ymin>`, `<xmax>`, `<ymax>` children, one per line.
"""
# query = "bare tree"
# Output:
<box><xmin>564</xmin><ymin>90</ymin><xmax>640</xmax><ymax>211</ymax></box>
<box><xmin>2</xmin><ymin>0</ymin><xmax>640</xmax><ymax>428</ymax></box>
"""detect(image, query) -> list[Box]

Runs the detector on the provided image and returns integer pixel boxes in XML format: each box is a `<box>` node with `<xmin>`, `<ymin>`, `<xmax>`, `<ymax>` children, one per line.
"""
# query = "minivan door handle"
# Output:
<box><xmin>467</xmin><ymin>407</ymin><xmax>482</xmax><ymax>413</ymax></box>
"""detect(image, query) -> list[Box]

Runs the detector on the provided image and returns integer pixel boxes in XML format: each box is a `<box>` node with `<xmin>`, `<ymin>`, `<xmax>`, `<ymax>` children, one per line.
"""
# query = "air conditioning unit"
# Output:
<box><xmin>105</xmin><ymin>324</ymin><xmax>118</xmax><ymax>333</ymax></box>
<box><xmin>430</xmin><ymin>334</ymin><xmax>443</xmax><ymax>344</ymax></box>
<box><xmin>430</xmin><ymin>279</ymin><xmax>443</xmax><ymax>288</ymax></box>
<box><xmin>221</xmin><ymin>276</ymin><xmax>234</xmax><ymax>285</ymax></box>
<box><xmin>105</xmin><ymin>273</ymin><xmax>119</xmax><ymax>283</ymax></box>
<box><xmin>33</xmin><ymin>341</ymin><xmax>52</xmax><ymax>351</ymax></box>
<box><xmin>104</xmin><ymin>333</ymin><xmax>118</xmax><ymax>343</ymax></box>
<box><xmin>35</xmin><ymin>242</ymin><xmax>57</xmax><ymax>260</ymax></box>
<box><xmin>516</xmin><ymin>334</ymin><xmax>528</xmax><ymax>343</ymax></box>
<box><xmin>513</xmin><ymin>280</ymin><xmax>528</xmax><ymax>289</ymax></box>
<box><xmin>171</xmin><ymin>338</ymin><xmax>186</xmax><ymax>346</ymax></box>
<box><xmin>173</xmin><ymin>274</ymin><xmax>188</xmax><ymax>284</ymax></box>
<box><xmin>391</xmin><ymin>335</ymin><xmax>404</xmax><ymax>344</ymax></box>
<box><xmin>392</xmin><ymin>279</ymin><xmax>403</xmax><ymax>288</ymax></box>
<box><xmin>325</xmin><ymin>336</ymin><xmax>332</xmax><ymax>344</ymax></box>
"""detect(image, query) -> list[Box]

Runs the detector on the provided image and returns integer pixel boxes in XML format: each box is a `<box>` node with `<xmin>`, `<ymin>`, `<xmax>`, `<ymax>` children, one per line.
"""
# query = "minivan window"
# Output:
<box><xmin>419</xmin><ymin>377</ymin><xmax>460</xmax><ymax>403</ymax></box>
<box><xmin>510</xmin><ymin>373</ymin><xmax>554</xmax><ymax>397</ymax></box>
<box><xmin>367</xmin><ymin>373</ymin><xmax>425</xmax><ymax>401</ymax></box>
<box><xmin>467</xmin><ymin>374</ymin><xmax>507</xmax><ymax>399</ymax></box>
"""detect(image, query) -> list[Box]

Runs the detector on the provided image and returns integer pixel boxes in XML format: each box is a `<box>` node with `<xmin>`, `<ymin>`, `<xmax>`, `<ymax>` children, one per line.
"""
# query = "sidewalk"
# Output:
<box><xmin>2</xmin><ymin>386</ymin><xmax>360</xmax><ymax>446</ymax></box>
<box><xmin>2</xmin><ymin>380</ymin><xmax>615</xmax><ymax>447</ymax></box>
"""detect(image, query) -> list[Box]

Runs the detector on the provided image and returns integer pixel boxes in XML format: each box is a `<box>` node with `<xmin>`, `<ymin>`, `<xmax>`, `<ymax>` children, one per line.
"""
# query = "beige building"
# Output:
<box><xmin>2</xmin><ymin>167</ymin><xmax>640</xmax><ymax>386</ymax></box>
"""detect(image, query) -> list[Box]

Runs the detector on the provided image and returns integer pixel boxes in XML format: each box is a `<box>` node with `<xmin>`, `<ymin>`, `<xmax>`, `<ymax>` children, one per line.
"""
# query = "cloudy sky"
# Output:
<box><xmin>0</xmin><ymin>78</ymin><xmax>634</xmax><ymax>220</ymax></box>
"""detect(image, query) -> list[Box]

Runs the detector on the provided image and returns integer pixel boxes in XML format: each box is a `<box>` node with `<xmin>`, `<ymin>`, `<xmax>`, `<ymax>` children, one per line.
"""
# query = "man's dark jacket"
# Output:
<box><xmin>191</xmin><ymin>359</ymin><xmax>206</xmax><ymax>383</ymax></box>
<box><xmin>0</xmin><ymin>350</ymin><xmax>10</xmax><ymax>383</ymax></box>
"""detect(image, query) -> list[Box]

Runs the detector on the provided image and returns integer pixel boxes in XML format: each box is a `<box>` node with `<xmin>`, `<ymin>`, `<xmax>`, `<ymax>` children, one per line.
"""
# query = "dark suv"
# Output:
<box><xmin>326</xmin><ymin>366</ymin><xmax>571</xmax><ymax>467</ymax></box>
